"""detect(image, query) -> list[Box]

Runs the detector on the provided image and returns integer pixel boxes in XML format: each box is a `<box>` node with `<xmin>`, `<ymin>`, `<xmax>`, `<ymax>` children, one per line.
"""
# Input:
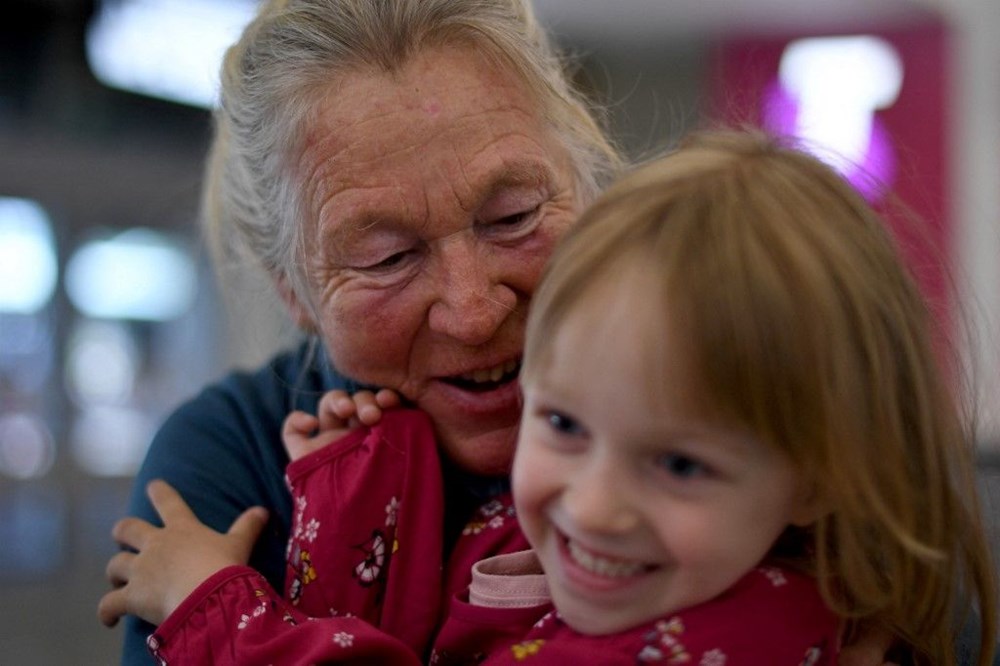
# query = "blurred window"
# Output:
<box><xmin>0</xmin><ymin>197</ymin><xmax>57</xmax><ymax>314</ymax></box>
<box><xmin>65</xmin><ymin>228</ymin><xmax>196</xmax><ymax>321</ymax></box>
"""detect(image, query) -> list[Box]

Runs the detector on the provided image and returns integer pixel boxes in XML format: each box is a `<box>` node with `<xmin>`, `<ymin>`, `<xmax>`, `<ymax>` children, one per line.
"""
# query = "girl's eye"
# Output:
<box><xmin>546</xmin><ymin>411</ymin><xmax>584</xmax><ymax>436</ymax></box>
<box><xmin>658</xmin><ymin>453</ymin><xmax>707</xmax><ymax>479</ymax></box>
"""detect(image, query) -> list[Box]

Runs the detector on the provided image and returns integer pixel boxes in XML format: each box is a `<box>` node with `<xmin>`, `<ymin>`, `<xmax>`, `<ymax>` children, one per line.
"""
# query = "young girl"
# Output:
<box><xmin>102</xmin><ymin>131</ymin><xmax>997</xmax><ymax>664</ymax></box>
<box><xmin>500</xmin><ymin>129</ymin><xmax>997</xmax><ymax>664</ymax></box>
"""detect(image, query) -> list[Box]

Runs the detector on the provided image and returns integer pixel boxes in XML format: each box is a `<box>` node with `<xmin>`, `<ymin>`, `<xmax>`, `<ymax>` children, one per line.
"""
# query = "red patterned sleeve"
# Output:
<box><xmin>149</xmin><ymin>565</ymin><xmax>419</xmax><ymax>665</ymax></box>
<box><xmin>282</xmin><ymin>409</ymin><xmax>446</xmax><ymax>656</ymax></box>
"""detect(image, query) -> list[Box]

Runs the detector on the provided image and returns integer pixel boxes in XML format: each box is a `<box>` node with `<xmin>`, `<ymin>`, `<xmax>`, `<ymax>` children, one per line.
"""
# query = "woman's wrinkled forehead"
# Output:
<box><xmin>292</xmin><ymin>45</ymin><xmax>576</xmax><ymax>232</ymax></box>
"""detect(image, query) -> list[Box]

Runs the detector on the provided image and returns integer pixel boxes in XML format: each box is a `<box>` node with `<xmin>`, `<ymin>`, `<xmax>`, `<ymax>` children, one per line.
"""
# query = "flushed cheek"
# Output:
<box><xmin>317</xmin><ymin>287</ymin><xmax>427</xmax><ymax>394</ymax></box>
<box><xmin>511</xmin><ymin>444</ymin><xmax>561</xmax><ymax>544</ymax></box>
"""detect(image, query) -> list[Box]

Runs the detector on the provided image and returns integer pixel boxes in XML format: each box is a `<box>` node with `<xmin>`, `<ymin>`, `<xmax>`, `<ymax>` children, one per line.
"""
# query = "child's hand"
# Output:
<box><xmin>282</xmin><ymin>388</ymin><xmax>401</xmax><ymax>461</ymax></box>
<box><xmin>97</xmin><ymin>480</ymin><xmax>268</xmax><ymax>628</ymax></box>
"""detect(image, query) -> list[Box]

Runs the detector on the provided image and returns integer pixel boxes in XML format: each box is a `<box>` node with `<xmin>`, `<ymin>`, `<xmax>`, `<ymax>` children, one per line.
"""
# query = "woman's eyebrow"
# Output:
<box><xmin>480</xmin><ymin>160</ymin><xmax>555</xmax><ymax>199</ymax></box>
<box><xmin>322</xmin><ymin>159</ymin><xmax>558</xmax><ymax>242</ymax></box>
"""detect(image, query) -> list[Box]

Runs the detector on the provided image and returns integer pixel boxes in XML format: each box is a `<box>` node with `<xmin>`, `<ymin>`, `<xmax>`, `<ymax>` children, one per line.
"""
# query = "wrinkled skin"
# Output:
<box><xmin>280</xmin><ymin>44</ymin><xmax>581</xmax><ymax>476</ymax></box>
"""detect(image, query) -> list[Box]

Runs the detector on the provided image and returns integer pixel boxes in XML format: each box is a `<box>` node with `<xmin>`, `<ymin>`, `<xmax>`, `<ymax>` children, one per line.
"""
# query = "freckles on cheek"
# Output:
<box><xmin>322</xmin><ymin>289</ymin><xmax>416</xmax><ymax>385</ymax></box>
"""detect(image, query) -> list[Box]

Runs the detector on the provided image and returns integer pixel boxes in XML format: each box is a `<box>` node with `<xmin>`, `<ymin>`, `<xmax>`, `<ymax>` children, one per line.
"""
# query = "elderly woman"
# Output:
<box><xmin>100</xmin><ymin>0</ymin><xmax>904</xmax><ymax>663</ymax></box>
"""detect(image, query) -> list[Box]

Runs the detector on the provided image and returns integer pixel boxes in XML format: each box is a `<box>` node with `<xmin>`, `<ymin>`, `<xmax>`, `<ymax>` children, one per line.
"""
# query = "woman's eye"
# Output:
<box><xmin>482</xmin><ymin>206</ymin><xmax>541</xmax><ymax>237</ymax></box>
<box><xmin>496</xmin><ymin>209</ymin><xmax>535</xmax><ymax>226</ymax></box>
<box><xmin>362</xmin><ymin>250</ymin><xmax>412</xmax><ymax>272</ymax></box>
<box><xmin>546</xmin><ymin>411</ymin><xmax>584</xmax><ymax>436</ymax></box>
<box><xmin>658</xmin><ymin>453</ymin><xmax>707</xmax><ymax>479</ymax></box>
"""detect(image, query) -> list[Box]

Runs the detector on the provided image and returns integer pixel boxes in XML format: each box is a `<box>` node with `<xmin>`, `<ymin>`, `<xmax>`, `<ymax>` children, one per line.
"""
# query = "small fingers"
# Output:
<box><xmin>110</xmin><ymin>517</ymin><xmax>156</xmax><ymax>552</ymax></box>
<box><xmin>227</xmin><ymin>507</ymin><xmax>270</xmax><ymax>558</ymax></box>
<box><xmin>283</xmin><ymin>410</ymin><xmax>319</xmax><ymax>439</ymax></box>
<box><xmin>147</xmin><ymin>480</ymin><xmax>197</xmax><ymax>525</ymax></box>
<box><xmin>97</xmin><ymin>587</ymin><xmax>127</xmax><ymax>628</ymax></box>
<box><xmin>318</xmin><ymin>390</ymin><xmax>355</xmax><ymax>430</ymax></box>
<box><xmin>282</xmin><ymin>411</ymin><xmax>320</xmax><ymax>459</ymax></box>
<box><xmin>374</xmin><ymin>388</ymin><xmax>401</xmax><ymax>410</ymax></box>
<box><xmin>350</xmin><ymin>391</ymin><xmax>384</xmax><ymax>426</ymax></box>
<box><xmin>105</xmin><ymin>550</ymin><xmax>135</xmax><ymax>588</ymax></box>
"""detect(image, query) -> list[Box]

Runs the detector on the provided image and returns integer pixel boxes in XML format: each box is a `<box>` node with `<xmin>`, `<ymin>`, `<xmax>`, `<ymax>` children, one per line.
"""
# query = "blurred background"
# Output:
<box><xmin>1</xmin><ymin>0</ymin><xmax>998</xmax><ymax>661</ymax></box>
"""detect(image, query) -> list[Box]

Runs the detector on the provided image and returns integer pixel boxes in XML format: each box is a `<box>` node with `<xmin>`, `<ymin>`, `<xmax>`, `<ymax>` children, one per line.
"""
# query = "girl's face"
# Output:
<box><xmin>513</xmin><ymin>268</ymin><xmax>816</xmax><ymax>635</ymax></box>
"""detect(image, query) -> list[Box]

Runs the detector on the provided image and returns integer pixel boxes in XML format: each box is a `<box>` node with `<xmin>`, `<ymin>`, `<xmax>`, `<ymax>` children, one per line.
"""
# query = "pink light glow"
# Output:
<box><xmin>762</xmin><ymin>80</ymin><xmax>897</xmax><ymax>202</ymax></box>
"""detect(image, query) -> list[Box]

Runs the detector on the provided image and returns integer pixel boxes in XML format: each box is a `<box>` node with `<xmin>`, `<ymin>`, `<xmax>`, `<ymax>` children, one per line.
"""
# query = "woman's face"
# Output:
<box><xmin>293</xmin><ymin>45</ymin><xmax>580</xmax><ymax>475</ymax></box>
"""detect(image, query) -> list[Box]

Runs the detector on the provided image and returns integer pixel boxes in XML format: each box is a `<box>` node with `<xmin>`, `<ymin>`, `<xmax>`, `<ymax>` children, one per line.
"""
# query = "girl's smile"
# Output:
<box><xmin>513</xmin><ymin>263</ymin><xmax>817</xmax><ymax>636</ymax></box>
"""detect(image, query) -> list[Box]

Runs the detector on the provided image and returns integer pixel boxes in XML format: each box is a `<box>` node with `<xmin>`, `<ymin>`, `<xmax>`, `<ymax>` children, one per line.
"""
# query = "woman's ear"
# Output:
<box><xmin>274</xmin><ymin>274</ymin><xmax>317</xmax><ymax>333</ymax></box>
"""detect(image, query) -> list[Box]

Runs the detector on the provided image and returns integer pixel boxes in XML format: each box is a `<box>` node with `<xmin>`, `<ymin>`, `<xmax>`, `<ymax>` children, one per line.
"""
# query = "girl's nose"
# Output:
<box><xmin>561</xmin><ymin>458</ymin><xmax>640</xmax><ymax>534</ymax></box>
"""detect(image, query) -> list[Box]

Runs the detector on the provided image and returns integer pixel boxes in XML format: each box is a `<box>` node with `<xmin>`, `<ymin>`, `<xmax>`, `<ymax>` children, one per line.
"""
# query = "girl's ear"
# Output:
<box><xmin>789</xmin><ymin>481</ymin><xmax>828</xmax><ymax>527</ymax></box>
<box><xmin>274</xmin><ymin>274</ymin><xmax>317</xmax><ymax>333</ymax></box>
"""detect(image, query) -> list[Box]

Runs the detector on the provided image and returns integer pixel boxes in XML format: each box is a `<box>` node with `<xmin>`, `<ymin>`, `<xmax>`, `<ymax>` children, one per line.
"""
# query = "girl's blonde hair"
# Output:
<box><xmin>523</xmin><ymin>130</ymin><xmax>997</xmax><ymax>665</ymax></box>
<box><xmin>203</xmin><ymin>0</ymin><xmax>623</xmax><ymax>303</ymax></box>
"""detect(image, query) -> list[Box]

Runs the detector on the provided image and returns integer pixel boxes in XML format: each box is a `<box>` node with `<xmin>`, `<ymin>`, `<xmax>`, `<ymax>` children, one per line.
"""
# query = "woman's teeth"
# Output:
<box><xmin>461</xmin><ymin>359</ymin><xmax>519</xmax><ymax>384</ymax></box>
<box><xmin>567</xmin><ymin>540</ymin><xmax>646</xmax><ymax>578</ymax></box>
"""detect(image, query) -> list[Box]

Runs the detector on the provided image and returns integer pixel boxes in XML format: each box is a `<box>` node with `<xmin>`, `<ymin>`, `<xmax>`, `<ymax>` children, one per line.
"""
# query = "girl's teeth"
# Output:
<box><xmin>567</xmin><ymin>540</ymin><xmax>645</xmax><ymax>578</ymax></box>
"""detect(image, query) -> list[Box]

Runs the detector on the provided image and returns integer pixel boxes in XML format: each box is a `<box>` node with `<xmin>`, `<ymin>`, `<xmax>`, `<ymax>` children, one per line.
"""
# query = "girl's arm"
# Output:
<box><xmin>99</xmin><ymin>479</ymin><xmax>268</xmax><ymax>627</ymax></box>
<box><xmin>100</xmin><ymin>482</ymin><xmax>418</xmax><ymax>664</ymax></box>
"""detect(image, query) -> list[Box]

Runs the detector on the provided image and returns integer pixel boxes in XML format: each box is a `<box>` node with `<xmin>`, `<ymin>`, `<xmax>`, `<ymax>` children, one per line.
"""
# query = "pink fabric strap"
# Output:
<box><xmin>469</xmin><ymin>549</ymin><xmax>550</xmax><ymax>609</ymax></box>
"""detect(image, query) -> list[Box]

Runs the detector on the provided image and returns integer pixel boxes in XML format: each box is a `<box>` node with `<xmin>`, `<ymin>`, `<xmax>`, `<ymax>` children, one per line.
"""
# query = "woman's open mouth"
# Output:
<box><xmin>443</xmin><ymin>359</ymin><xmax>520</xmax><ymax>393</ymax></box>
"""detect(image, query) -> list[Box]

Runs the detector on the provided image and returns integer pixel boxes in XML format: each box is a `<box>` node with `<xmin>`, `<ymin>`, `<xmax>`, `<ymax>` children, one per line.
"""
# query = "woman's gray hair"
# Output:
<box><xmin>203</xmin><ymin>0</ymin><xmax>624</xmax><ymax>306</ymax></box>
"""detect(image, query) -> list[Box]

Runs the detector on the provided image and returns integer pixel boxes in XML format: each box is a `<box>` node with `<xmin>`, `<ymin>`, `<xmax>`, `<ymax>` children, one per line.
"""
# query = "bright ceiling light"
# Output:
<box><xmin>85</xmin><ymin>0</ymin><xmax>258</xmax><ymax>108</ymax></box>
<box><xmin>0</xmin><ymin>197</ymin><xmax>58</xmax><ymax>314</ymax></box>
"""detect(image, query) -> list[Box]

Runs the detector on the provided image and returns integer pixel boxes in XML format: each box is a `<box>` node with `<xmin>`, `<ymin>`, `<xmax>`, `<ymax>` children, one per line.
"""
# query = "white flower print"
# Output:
<box><xmin>385</xmin><ymin>497</ymin><xmax>400</xmax><ymax>526</ymax></box>
<box><xmin>303</xmin><ymin>518</ymin><xmax>320</xmax><ymax>542</ymax></box>
<box><xmin>354</xmin><ymin>533</ymin><xmax>386</xmax><ymax>585</ymax></box>
<box><xmin>332</xmin><ymin>631</ymin><xmax>354</xmax><ymax>648</ymax></box>
<box><xmin>637</xmin><ymin>645</ymin><xmax>664</xmax><ymax>662</ymax></box>
<box><xmin>238</xmin><ymin>602</ymin><xmax>267</xmax><ymax>629</ymax></box>
<box><xmin>800</xmin><ymin>647</ymin><xmax>823</xmax><ymax>666</ymax></box>
<box><xmin>700</xmin><ymin>649</ymin><xmax>727</xmax><ymax>666</ymax></box>
<box><xmin>146</xmin><ymin>636</ymin><xmax>160</xmax><ymax>651</ymax></box>
<box><xmin>488</xmin><ymin>515</ymin><xmax>504</xmax><ymax>529</ymax></box>
<box><xmin>480</xmin><ymin>499</ymin><xmax>504</xmax><ymax>516</ymax></box>
<box><xmin>759</xmin><ymin>566</ymin><xmax>787</xmax><ymax>587</ymax></box>
<box><xmin>533</xmin><ymin>611</ymin><xmax>556</xmax><ymax>629</ymax></box>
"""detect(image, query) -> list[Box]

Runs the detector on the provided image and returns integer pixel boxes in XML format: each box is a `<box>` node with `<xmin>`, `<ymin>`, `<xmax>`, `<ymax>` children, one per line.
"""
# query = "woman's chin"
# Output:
<box><xmin>439</xmin><ymin>426</ymin><xmax>518</xmax><ymax>477</ymax></box>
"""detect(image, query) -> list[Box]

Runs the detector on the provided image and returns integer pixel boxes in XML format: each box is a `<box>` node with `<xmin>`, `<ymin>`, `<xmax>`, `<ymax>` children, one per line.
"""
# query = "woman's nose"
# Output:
<box><xmin>427</xmin><ymin>234</ymin><xmax>516</xmax><ymax>345</ymax></box>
